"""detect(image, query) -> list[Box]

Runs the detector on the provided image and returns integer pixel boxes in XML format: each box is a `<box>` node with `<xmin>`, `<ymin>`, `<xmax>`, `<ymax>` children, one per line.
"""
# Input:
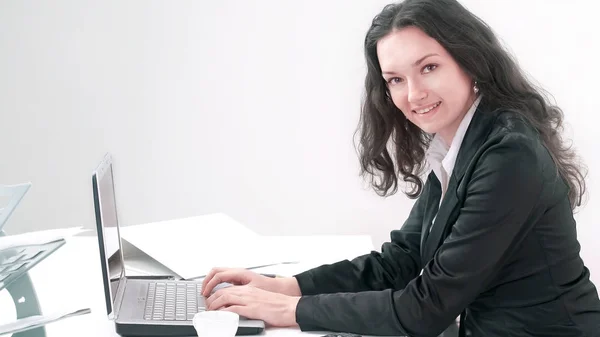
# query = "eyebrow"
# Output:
<box><xmin>381</xmin><ymin>53</ymin><xmax>440</xmax><ymax>75</ymax></box>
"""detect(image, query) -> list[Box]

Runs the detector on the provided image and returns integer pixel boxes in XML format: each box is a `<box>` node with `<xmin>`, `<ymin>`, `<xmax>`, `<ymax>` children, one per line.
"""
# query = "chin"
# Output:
<box><xmin>413</xmin><ymin>123</ymin><xmax>441</xmax><ymax>135</ymax></box>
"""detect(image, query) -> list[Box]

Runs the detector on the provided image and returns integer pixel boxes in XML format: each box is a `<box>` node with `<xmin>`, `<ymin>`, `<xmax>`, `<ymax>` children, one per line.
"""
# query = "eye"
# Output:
<box><xmin>424</xmin><ymin>64</ymin><xmax>437</xmax><ymax>72</ymax></box>
<box><xmin>423</xmin><ymin>64</ymin><xmax>438</xmax><ymax>73</ymax></box>
<box><xmin>387</xmin><ymin>77</ymin><xmax>403</xmax><ymax>85</ymax></box>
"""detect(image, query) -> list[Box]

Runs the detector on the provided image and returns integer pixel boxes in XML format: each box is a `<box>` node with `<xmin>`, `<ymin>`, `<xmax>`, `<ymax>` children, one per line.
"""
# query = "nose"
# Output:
<box><xmin>407</xmin><ymin>79</ymin><xmax>427</xmax><ymax>103</ymax></box>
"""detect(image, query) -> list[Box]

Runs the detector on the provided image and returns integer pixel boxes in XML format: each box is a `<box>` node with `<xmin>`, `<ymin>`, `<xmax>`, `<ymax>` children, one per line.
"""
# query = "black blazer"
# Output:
<box><xmin>293</xmin><ymin>98</ymin><xmax>600</xmax><ymax>337</ymax></box>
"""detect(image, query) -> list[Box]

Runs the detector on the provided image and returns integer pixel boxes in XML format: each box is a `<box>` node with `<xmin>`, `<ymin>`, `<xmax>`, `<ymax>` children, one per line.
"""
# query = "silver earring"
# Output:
<box><xmin>473</xmin><ymin>81</ymin><xmax>479</xmax><ymax>94</ymax></box>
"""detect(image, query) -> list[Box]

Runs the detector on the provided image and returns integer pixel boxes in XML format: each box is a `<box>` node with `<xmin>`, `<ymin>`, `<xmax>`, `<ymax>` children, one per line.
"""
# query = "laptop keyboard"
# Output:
<box><xmin>144</xmin><ymin>282</ymin><xmax>206</xmax><ymax>321</ymax></box>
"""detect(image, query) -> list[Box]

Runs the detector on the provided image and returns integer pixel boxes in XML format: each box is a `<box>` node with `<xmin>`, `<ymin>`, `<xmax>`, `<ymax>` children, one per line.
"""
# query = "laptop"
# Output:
<box><xmin>91</xmin><ymin>153</ymin><xmax>265</xmax><ymax>336</ymax></box>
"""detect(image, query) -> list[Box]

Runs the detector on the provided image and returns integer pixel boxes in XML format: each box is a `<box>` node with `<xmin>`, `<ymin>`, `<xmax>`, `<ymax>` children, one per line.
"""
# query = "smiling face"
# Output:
<box><xmin>377</xmin><ymin>26</ymin><xmax>477</xmax><ymax>145</ymax></box>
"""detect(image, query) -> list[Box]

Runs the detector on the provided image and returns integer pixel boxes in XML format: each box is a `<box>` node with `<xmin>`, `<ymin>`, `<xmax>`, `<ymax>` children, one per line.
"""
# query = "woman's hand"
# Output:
<box><xmin>201</xmin><ymin>268</ymin><xmax>276</xmax><ymax>296</ymax></box>
<box><xmin>201</xmin><ymin>267</ymin><xmax>301</xmax><ymax>297</ymax></box>
<box><xmin>206</xmin><ymin>285</ymin><xmax>300</xmax><ymax>328</ymax></box>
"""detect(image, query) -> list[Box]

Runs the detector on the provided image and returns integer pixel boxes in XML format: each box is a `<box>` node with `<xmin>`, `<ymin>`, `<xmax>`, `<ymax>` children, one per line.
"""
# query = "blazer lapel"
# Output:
<box><xmin>421</xmin><ymin>178</ymin><xmax>460</xmax><ymax>263</ymax></box>
<box><xmin>421</xmin><ymin>97</ymin><xmax>499</xmax><ymax>263</ymax></box>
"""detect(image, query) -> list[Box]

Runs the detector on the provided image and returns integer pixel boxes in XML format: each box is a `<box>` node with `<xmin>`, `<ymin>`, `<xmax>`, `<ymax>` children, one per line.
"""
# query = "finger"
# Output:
<box><xmin>210</xmin><ymin>284</ymin><xmax>256</xmax><ymax>303</ymax></box>
<box><xmin>207</xmin><ymin>286</ymin><xmax>249</xmax><ymax>309</ymax></box>
<box><xmin>206</xmin><ymin>287</ymin><xmax>228</xmax><ymax>309</ymax></box>
<box><xmin>201</xmin><ymin>267</ymin><xmax>229</xmax><ymax>295</ymax></box>
<box><xmin>202</xmin><ymin>267</ymin><xmax>231</xmax><ymax>296</ymax></box>
<box><xmin>208</xmin><ymin>293</ymin><xmax>245</xmax><ymax>311</ymax></box>
<box><xmin>203</xmin><ymin>271</ymin><xmax>234</xmax><ymax>297</ymax></box>
<box><xmin>202</xmin><ymin>272</ymin><xmax>223</xmax><ymax>297</ymax></box>
<box><xmin>203</xmin><ymin>270</ymin><xmax>248</xmax><ymax>296</ymax></box>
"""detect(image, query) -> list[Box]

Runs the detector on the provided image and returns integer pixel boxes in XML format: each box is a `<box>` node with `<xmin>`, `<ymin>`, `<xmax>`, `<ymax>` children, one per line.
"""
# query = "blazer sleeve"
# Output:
<box><xmin>294</xmin><ymin>134</ymin><xmax>546</xmax><ymax>337</ymax></box>
<box><xmin>292</xmin><ymin>180</ymin><xmax>427</xmax><ymax>295</ymax></box>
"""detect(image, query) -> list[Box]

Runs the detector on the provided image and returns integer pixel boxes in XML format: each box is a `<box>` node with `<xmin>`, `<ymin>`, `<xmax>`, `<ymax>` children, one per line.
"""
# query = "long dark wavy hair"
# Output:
<box><xmin>356</xmin><ymin>0</ymin><xmax>587</xmax><ymax>209</ymax></box>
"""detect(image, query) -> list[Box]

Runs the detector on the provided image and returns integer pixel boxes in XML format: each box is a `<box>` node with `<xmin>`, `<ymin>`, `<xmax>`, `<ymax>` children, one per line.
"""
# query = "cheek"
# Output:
<box><xmin>438</xmin><ymin>70</ymin><xmax>472</xmax><ymax>104</ymax></box>
<box><xmin>390</xmin><ymin>91</ymin><xmax>411</xmax><ymax>117</ymax></box>
<box><xmin>424</xmin><ymin>75</ymin><xmax>453</xmax><ymax>99</ymax></box>
<box><xmin>421</xmin><ymin>65</ymin><xmax>468</xmax><ymax>97</ymax></box>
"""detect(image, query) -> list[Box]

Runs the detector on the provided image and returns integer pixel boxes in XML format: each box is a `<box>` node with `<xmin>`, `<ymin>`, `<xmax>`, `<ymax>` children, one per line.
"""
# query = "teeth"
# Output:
<box><xmin>415</xmin><ymin>102</ymin><xmax>440</xmax><ymax>114</ymax></box>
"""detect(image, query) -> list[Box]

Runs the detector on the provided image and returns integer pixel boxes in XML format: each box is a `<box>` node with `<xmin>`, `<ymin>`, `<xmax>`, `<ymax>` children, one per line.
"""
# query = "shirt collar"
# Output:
<box><xmin>426</xmin><ymin>94</ymin><xmax>483</xmax><ymax>180</ymax></box>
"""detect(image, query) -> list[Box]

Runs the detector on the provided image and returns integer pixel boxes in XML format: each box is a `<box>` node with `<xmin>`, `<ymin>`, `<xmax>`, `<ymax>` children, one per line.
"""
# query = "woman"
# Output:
<box><xmin>202</xmin><ymin>0</ymin><xmax>600</xmax><ymax>336</ymax></box>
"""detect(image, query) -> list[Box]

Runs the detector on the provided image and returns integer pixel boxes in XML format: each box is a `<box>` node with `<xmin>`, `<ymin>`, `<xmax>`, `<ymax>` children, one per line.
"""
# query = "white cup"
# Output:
<box><xmin>193</xmin><ymin>311</ymin><xmax>240</xmax><ymax>337</ymax></box>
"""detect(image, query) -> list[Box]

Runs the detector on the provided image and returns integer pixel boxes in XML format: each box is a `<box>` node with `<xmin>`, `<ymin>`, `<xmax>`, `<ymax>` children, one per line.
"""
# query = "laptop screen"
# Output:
<box><xmin>92</xmin><ymin>154</ymin><xmax>125</xmax><ymax>317</ymax></box>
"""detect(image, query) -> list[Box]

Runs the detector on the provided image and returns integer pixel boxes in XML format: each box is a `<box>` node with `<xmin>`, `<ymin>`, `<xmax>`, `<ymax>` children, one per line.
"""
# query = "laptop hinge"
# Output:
<box><xmin>112</xmin><ymin>276</ymin><xmax>128</xmax><ymax>319</ymax></box>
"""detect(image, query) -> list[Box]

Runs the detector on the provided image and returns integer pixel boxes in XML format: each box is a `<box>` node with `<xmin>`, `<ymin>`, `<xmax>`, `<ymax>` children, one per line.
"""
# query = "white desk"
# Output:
<box><xmin>0</xmin><ymin>234</ymin><xmax>376</xmax><ymax>337</ymax></box>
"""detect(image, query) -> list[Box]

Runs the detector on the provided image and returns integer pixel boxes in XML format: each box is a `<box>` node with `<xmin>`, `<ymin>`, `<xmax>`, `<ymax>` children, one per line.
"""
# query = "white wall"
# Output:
<box><xmin>1</xmin><ymin>0</ymin><xmax>598</xmax><ymax>280</ymax></box>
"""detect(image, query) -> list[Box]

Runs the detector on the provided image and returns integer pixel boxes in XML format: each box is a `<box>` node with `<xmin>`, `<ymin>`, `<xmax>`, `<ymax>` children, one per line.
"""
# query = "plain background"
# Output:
<box><xmin>1</xmin><ymin>0</ymin><xmax>598</xmax><ymax>280</ymax></box>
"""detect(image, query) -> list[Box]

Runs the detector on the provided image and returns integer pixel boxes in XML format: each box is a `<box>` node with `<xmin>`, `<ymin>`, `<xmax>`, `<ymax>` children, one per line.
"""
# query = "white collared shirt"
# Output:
<box><xmin>426</xmin><ymin>95</ymin><xmax>482</xmax><ymax>211</ymax></box>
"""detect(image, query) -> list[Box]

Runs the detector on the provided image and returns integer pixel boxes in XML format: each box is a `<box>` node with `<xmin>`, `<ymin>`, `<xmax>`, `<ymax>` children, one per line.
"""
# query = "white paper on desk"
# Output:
<box><xmin>0</xmin><ymin>307</ymin><xmax>91</xmax><ymax>336</ymax></box>
<box><xmin>0</xmin><ymin>227</ymin><xmax>88</xmax><ymax>250</ymax></box>
<box><xmin>119</xmin><ymin>213</ymin><xmax>375</xmax><ymax>280</ymax></box>
<box><xmin>247</xmin><ymin>235</ymin><xmax>375</xmax><ymax>277</ymax></box>
<box><xmin>173</xmin><ymin>234</ymin><xmax>373</xmax><ymax>280</ymax></box>
<box><xmin>261</xmin><ymin>235</ymin><xmax>375</xmax><ymax>264</ymax></box>
<box><xmin>119</xmin><ymin>213</ymin><xmax>275</xmax><ymax>279</ymax></box>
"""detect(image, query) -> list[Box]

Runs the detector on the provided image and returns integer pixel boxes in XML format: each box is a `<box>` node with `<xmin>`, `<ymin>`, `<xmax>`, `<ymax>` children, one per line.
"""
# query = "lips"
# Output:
<box><xmin>413</xmin><ymin>101</ymin><xmax>441</xmax><ymax>115</ymax></box>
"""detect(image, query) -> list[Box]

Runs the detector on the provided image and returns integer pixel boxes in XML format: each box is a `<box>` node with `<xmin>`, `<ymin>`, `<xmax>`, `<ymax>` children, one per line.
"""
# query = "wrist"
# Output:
<box><xmin>274</xmin><ymin>276</ymin><xmax>302</xmax><ymax>296</ymax></box>
<box><xmin>286</xmin><ymin>296</ymin><xmax>301</xmax><ymax>328</ymax></box>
